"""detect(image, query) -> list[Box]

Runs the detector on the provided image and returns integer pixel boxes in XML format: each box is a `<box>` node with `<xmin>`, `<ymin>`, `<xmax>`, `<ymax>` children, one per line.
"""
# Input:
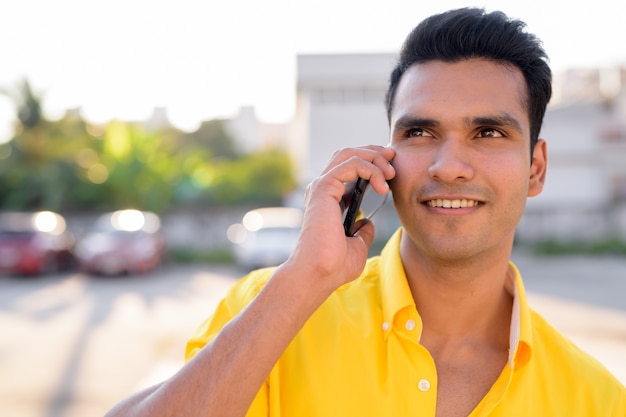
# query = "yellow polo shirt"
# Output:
<box><xmin>186</xmin><ymin>229</ymin><xmax>626</xmax><ymax>416</ymax></box>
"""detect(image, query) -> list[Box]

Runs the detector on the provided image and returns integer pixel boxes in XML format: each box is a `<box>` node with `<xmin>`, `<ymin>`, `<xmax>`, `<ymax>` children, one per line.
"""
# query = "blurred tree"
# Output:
<box><xmin>0</xmin><ymin>79</ymin><xmax>43</xmax><ymax>130</ymax></box>
<box><xmin>95</xmin><ymin>122</ymin><xmax>179</xmax><ymax>212</ymax></box>
<box><xmin>208</xmin><ymin>148</ymin><xmax>297</xmax><ymax>205</ymax></box>
<box><xmin>0</xmin><ymin>79</ymin><xmax>297</xmax><ymax>212</ymax></box>
<box><xmin>0</xmin><ymin>80</ymin><xmax>79</xmax><ymax>210</ymax></box>
<box><xmin>183</xmin><ymin>119</ymin><xmax>240</xmax><ymax>160</ymax></box>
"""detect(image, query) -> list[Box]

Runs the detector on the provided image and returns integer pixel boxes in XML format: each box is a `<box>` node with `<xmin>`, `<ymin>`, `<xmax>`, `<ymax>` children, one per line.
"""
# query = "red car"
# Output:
<box><xmin>75</xmin><ymin>210</ymin><xmax>164</xmax><ymax>276</ymax></box>
<box><xmin>0</xmin><ymin>211</ymin><xmax>75</xmax><ymax>276</ymax></box>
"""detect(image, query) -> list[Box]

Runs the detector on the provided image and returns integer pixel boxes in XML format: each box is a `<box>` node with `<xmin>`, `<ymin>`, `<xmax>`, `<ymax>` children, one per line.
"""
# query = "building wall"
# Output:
<box><xmin>296</xmin><ymin>53</ymin><xmax>396</xmax><ymax>181</ymax></box>
<box><xmin>520</xmin><ymin>66</ymin><xmax>626</xmax><ymax>242</ymax></box>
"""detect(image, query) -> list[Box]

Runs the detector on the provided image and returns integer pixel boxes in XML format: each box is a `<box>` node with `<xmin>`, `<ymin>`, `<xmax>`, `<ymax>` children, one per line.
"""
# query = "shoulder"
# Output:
<box><xmin>226</xmin><ymin>257</ymin><xmax>383</xmax><ymax>316</ymax></box>
<box><xmin>184</xmin><ymin>267</ymin><xmax>277</xmax><ymax>360</ymax></box>
<box><xmin>529</xmin><ymin>309</ymin><xmax>625</xmax><ymax>403</ymax></box>
<box><xmin>225</xmin><ymin>267</ymin><xmax>277</xmax><ymax>308</ymax></box>
<box><xmin>332</xmin><ymin>255</ymin><xmax>384</xmax><ymax>301</ymax></box>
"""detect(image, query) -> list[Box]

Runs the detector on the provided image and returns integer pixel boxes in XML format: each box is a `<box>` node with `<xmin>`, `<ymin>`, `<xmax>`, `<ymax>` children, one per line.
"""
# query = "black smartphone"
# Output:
<box><xmin>342</xmin><ymin>177</ymin><xmax>370</xmax><ymax>236</ymax></box>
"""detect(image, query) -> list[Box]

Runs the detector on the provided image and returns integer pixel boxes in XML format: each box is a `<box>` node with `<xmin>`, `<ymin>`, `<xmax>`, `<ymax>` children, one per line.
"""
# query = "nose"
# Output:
<box><xmin>427</xmin><ymin>138</ymin><xmax>474</xmax><ymax>183</ymax></box>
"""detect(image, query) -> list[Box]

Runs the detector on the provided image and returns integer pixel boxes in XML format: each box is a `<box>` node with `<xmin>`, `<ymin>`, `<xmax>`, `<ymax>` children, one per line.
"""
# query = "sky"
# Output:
<box><xmin>1</xmin><ymin>0</ymin><xmax>625</xmax><ymax>140</ymax></box>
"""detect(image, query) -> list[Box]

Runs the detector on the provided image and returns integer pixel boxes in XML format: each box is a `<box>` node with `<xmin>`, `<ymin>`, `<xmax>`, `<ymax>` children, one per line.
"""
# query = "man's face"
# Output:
<box><xmin>388</xmin><ymin>59</ymin><xmax>546</xmax><ymax>262</ymax></box>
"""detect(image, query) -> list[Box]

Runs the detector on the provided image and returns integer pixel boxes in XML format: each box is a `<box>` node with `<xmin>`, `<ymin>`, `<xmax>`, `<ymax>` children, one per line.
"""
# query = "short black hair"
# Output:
<box><xmin>385</xmin><ymin>8</ymin><xmax>552</xmax><ymax>151</ymax></box>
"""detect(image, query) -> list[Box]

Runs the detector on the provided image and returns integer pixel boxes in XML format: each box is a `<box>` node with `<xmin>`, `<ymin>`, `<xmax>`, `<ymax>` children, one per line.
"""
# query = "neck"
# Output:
<box><xmin>400</xmin><ymin>237</ymin><xmax>515</xmax><ymax>346</ymax></box>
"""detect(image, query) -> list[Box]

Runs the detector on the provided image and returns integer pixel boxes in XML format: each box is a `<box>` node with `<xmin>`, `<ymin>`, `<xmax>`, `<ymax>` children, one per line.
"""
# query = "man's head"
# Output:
<box><xmin>385</xmin><ymin>8</ymin><xmax>552</xmax><ymax>151</ymax></box>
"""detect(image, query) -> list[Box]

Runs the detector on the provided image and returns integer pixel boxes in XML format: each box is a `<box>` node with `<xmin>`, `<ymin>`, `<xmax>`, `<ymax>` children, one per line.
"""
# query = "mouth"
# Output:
<box><xmin>425</xmin><ymin>198</ymin><xmax>483</xmax><ymax>209</ymax></box>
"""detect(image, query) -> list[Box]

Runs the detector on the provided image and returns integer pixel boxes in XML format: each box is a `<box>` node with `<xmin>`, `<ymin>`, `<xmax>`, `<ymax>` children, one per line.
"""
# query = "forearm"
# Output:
<box><xmin>104</xmin><ymin>145</ymin><xmax>395</xmax><ymax>417</ymax></box>
<box><xmin>105</xmin><ymin>262</ymin><xmax>331</xmax><ymax>417</ymax></box>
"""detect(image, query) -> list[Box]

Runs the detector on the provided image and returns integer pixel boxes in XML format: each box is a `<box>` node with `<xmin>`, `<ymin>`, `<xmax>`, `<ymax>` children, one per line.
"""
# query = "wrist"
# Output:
<box><xmin>269</xmin><ymin>261</ymin><xmax>337</xmax><ymax>319</ymax></box>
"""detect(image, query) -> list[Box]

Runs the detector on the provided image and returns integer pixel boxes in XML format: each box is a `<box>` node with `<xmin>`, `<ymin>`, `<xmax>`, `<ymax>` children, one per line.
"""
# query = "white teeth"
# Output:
<box><xmin>427</xmin><ymin>199</ymin><xmax>479</xmax><ymax>208</ymax></box>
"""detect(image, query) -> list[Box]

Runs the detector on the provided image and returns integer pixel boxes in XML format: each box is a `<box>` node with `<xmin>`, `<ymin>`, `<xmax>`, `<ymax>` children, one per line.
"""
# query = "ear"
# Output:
<box><xmin>528</xmin><ymin>139</ymin><xmax>547</xmax><ymax>197</ymax></box>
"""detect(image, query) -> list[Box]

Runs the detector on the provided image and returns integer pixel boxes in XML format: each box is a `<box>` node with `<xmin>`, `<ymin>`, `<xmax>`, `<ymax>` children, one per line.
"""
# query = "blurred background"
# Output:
<box><xmin>1</xmin><ymin>0</ymin><xmax>625</xmax><ymax>416</ymax></box>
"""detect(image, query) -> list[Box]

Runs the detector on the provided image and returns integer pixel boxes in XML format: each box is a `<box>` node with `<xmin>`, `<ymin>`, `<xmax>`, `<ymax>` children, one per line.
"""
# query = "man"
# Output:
<box><xmin>105</xmin><ymin>8</ymin><xmax>626</xmax><ymax>417</ymax></box>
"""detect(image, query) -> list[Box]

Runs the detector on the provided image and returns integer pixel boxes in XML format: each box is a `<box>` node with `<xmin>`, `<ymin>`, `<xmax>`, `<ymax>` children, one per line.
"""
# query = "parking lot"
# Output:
<box><xmin>0</xmin><ymin>253</ymin><xmax>625</xmax><ymax>417</ymax></box>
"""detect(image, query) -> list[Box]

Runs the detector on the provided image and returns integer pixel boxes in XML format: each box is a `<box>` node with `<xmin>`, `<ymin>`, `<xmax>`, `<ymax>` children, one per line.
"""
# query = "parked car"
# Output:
<box><xmin>75</xmin><ymin>209</ymin><xmax>164</xmax><ymax>276</ymax></box>
<box><xmin>0</xmin><ymin>211</ymin><xmax>75</xmax><ymax>276</ymax></box>
<box><xmin>228</xmin><ymin>207</ymin><xmax>302</xmax><ymax>270</ymax></box>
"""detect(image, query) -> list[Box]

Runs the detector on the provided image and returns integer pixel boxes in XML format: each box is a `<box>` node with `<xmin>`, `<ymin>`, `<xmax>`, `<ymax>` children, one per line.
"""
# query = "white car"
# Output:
<box><xmin>228</xmin><ymin>207</ymin><xmax>302</xmax><ymax>270</ymax></box>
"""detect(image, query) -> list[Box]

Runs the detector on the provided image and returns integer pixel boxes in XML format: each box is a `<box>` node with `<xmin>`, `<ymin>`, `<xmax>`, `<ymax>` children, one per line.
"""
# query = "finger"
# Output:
<box><xmin>351</xmin><ymin>218</ymin><xmax>375</xmax><ymax>247</ymax></box>
<box><xmin>321</xmin><ymin>146</ymin><xmax>395</xmax><ymax>177</ymax></box>
<box><xmin>327</xmin><ymin>157</ymin><xmax>394</xmax><ymax>197</ymax></box>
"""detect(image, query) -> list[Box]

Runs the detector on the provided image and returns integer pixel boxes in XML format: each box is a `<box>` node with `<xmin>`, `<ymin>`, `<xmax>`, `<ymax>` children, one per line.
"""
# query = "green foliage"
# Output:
<box><xmin>183</xmin><ymin>120</ymin><xmax>240</xmax><ymax>159</ymax></box>
<box><xmin>0</xmin><ymin>80</ymin><xmax>297</xmax><ymax>213</ymax></box>
<box><xmin>532</xmin><ymin>238</ymin><xmax>626</xmax><ymax>255</ymax></box>
<box><xmin>168</xmin><ymin>247</ymin><xmax>235</xmax><ymax>264</ymax></box>
<box><xmin>0</xmin><ymin>79</ymin><xmax>43</xmax><ymax>129</ymax></box>
<box><xmin>208</xmin><ymin>149</ymin><xmax>297</xmax><ymax>205</ymax></box>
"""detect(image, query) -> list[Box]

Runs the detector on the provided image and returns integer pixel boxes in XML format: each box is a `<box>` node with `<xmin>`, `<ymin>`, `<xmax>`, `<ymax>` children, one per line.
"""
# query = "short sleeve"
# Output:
<box><xmin>184</xmin><ymin>267</ymin><xmax>276</xmax><ymax>361</ymax></box>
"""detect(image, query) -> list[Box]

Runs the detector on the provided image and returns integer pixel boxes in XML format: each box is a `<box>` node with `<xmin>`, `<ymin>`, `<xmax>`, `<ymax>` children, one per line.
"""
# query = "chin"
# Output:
<box><xmin>404</xmin><ymin>230</ymin><xmax>498</xmax><ymax>262</ymax></box>
<box><xmin>426</xmin><ymin>246</ymin><xmax>481</xmax><ymax>263</ymax></box>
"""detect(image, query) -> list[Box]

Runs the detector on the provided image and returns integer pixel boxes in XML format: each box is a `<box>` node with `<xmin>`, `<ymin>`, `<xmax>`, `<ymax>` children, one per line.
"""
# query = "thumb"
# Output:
<box><xmin>352</xmin><ymin>219</ymin><xmax>375</xmax><ymax>248</ymax></box>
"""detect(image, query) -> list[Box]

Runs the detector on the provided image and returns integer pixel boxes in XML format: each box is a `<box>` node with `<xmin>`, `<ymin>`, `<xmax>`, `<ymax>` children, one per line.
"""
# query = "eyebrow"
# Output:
<box><xmin>392</xmin><ymin>113</ymin><xmax>524</xmax><ymax>135</ymax></box>
<box><xmin>392</xmin><ymin>116</ymin><xmax>439</xmax><ymax>134</ymax></box>
<box><xmin>470</xmin><ymin>114</ymin><xmax>524</xmax><ymax>134</ymax></box>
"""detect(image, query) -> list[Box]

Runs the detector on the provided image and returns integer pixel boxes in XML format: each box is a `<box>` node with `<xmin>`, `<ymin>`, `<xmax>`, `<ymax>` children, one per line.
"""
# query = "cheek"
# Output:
<box><xmin>483</xmin><ymin>157</ymin><xmax>531</xmax><ymax>210</ymax></box>
<box><xmin>389</xmin><ymin>157</ymin><xmax>414</xmax><ymax>200</ymax></box>
<box><xmin>390</xmin><ymin>150</ymin><xmax>428</xmax><ymax>184</ymax></box>
<box><xmin>480</xmin><ymin>150</ymin><xmax>529</xmax><ymax>182</ymax></box>
<box><xmin>389</xmin><ymin>152</ymin><xmax>429</xmax><ymax>216</ymax></box>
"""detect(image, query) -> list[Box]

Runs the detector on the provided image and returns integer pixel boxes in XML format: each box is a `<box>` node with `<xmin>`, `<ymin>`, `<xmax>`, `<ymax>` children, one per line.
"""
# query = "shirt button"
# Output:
<box><xmin>418</xmin><ymin>379</ymin><xmax>431</xmax><ymax>392</ymax></box>
<box><xmin>382</xmin><ymin>322</ymin><xmax>390</xmax><ymax>331</ymax></box>
<box><xmin>405</xmin><ymin>319</ymin><xmax>416</xmax><ymax>331</ymax></box>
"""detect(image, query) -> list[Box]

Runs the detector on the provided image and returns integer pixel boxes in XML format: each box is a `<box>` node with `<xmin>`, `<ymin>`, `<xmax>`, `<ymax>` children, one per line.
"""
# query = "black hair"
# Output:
<box><xmin>385</xmin><ymin>7</ymin><xmax>552</xmax><ymax>151</ymax></box>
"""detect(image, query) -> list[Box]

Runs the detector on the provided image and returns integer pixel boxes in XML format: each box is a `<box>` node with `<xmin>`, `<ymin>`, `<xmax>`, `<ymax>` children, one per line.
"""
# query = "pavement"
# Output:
<box><xmin>0</xmin><ymin>254</ymin><xmax>624</xmax><ymax>417</ymax></box>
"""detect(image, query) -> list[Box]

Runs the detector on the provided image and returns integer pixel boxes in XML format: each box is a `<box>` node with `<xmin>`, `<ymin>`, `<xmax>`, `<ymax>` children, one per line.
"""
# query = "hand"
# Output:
<box><xmin>284</xmin><ymin>145</ymin><xmax>396</xmax><ymax>295</ymax></box>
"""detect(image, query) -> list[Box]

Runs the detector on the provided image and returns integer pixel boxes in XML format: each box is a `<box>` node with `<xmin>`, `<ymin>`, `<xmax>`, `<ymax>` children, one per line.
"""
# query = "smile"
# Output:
<box><xmin>426</xmin><ymin>199</ymin><xmax>482</xmax><ymax>208</ymax></box>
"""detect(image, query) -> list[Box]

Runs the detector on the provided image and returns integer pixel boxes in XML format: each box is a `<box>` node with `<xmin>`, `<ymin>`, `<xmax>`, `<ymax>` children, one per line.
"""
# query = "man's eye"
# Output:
<box><xmin>477</xmin><ymin>128</ymin><xmax>504</xmax><ymax>138</ymax></box>
<box><xmin>407</xmin><ymin>128</ymin><xmax>431</xmax><ymax>137</ymax></box>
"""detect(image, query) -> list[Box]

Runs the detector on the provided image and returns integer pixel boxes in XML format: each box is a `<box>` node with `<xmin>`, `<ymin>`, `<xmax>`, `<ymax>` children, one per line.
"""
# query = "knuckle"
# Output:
<box><xmin>329</xmin><ymin>147</ymin><xmax>349</xmax><ymax>160</ymax></box>
<box><xmin>305</xmin><ymin>178</ymin><xmax>320</xmax><ymax>194</ymax></box>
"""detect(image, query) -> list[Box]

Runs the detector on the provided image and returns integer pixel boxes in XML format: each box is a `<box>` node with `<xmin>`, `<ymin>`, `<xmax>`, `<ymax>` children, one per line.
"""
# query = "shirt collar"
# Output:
<box><xmin>378</xmin><ymin>228</ymin><xmax>533</xmax><ymax>368</ymax></box>
<box><xmin>507</xmin><ymin>261</ymin><xmax>533</xmax><ymax>368</ymax></box>
<box><xmin>379</xmin><ymin>228</ymin><xmax>416</xmax><ymax>329</ymax></box>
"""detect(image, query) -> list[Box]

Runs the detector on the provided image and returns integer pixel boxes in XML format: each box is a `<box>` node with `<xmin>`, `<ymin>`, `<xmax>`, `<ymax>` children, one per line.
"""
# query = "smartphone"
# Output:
<box><xmin>342</xmin><ymin>177</ymin><xmax>370</xmax><ymax>236</ymax></box>
<box><xmin>342</xmin><ymin>177</ymin><xmax>391</xmax><ymax>236</ymax></box>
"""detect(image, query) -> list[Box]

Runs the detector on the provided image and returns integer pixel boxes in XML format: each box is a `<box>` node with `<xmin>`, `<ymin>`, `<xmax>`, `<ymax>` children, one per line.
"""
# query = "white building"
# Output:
<box><xmin>519</xmin><ymin>68</ymin><xmax>626</xmax><ymax>243</ymax></box>
<box><xmin>295</xmin><ymin>53</ymin><xmax>397</xmax><ymax>182</ymax></box>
